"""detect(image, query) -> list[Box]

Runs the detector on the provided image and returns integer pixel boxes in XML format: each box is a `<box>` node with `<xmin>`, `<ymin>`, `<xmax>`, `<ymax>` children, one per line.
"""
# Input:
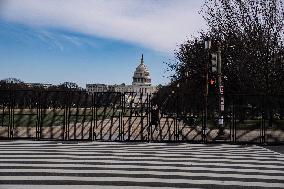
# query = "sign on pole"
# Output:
<box><xmin>220</xmin><ymin>85</ymin><xmax>224</xmax><ymax>95</ymax></box>
<box><xmin>220</xmin><ymin>104</ymin><xmax>224</xmax><ymax>112</ymax></box>
<box><xmin>220</xmin><ymin>96</ymin><xmax>224</xmax><ymax>112</ymax></box>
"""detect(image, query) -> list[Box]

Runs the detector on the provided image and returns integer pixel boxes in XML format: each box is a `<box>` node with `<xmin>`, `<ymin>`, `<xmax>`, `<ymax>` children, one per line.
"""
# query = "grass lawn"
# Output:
<box><xmin>0</xmin><ymin>107</ymin><xmax>145</xmax><ymax>127</ymax></box>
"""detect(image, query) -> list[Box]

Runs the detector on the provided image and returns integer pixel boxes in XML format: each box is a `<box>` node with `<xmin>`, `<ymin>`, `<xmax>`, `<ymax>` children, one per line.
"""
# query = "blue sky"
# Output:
<box><xmin>0</xmin><ymin>0</ymin><xmax>205</xmax><ymax>87</ymax></box>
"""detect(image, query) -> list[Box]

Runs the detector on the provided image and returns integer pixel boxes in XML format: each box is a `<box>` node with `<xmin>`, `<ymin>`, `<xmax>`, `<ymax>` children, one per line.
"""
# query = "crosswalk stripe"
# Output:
<box><xmin>1</xmin><ymin>150</ymin><xmax>283</xmax><ymax>161</ymax></box>
<box><xmin>1</xmin><ymin>148</ymin><xmax>282</xmax><ymax>160</ymax></box>
<box><xmin>0</xmin><ymin>141</ymin><xmax>283</xmax><ymax>189</ymax></box>
<box><xmin>0</xmin><ymin>176</ymin><xmax>283</xmax><ymax>188</ymax></box>
<box><xmin>0</xmin><ymin>148</ymin><xmax>277</xmax><ymax>155</ymax></box>
<box><xmin>0</xmin><ymin>142</ymin><xmax>275</xmax><ymax>153</ymax></box>
<box><xmin>1</xmin><ymin>162</ymin><xmax>283</xmax><ymax>174</ymax></box>
<box><xmin>1</xmin><ymin>168</ymin><xmax>283</xmax><ymax>181</ymax></box>
<box><xmin>1</xmin><ymin>154</ymin><xmax>284</xmax><ymax>165</ymax></box>
<box><xmin>0</xmin><ymin>142</ymin><xmax>275</xmax><ymax>148</ymax></box>
<box><xmin>0</xmin><ymin>142</ymin><xmax>267</xmax><ymax>147</ymax></box>
<box><xmin>0</xmin><ymin>143</ymin><xmax>274</xmax><ymax>150</ymax></box>
<box><xmin>0</xmin><ymin>145</ymin><xmax>278</xmax><ymax>155</ymax></box>
<box><xmin>0</xmin><ymin>185</ymin><xmax>202</xmax><ymax>189</ymax></box>
<box><xmin>1</xmin><ymin>158</ymin><xmax>283</xmax><ymax>169</ymax></box>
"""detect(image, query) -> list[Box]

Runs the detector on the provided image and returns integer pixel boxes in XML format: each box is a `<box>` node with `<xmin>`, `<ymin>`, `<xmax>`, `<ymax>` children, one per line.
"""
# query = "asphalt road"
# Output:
<box><xmin>262</xmin><ymin>145</ymin><xmax>284</xmax><ymax>154</ymax></box>
<box><xmin>0</xmin><ymin>141</ymin><xmax>283</xmax><ymax>189</ymax></box>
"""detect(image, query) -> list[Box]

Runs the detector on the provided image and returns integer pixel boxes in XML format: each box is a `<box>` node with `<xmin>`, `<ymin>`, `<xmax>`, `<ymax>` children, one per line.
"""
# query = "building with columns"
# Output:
<box><xmin>86</xmin><ymin>54</ymin><xmax>157</xmax><ymax>98</ymax></box>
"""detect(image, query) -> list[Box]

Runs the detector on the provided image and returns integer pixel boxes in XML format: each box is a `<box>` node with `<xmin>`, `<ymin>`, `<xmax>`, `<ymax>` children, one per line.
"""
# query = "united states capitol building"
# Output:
<box><xmin>86</xmin><ymin>54</ymin><xmax>157</xmax><ymax>97</ymax></box>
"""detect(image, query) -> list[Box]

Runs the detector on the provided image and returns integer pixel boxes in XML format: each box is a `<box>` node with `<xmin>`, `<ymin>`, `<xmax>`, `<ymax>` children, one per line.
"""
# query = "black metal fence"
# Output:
<box><xmin>0</xmin><ymin>89</ymin><xmax>283</xmax><ymax>144</ymax></box>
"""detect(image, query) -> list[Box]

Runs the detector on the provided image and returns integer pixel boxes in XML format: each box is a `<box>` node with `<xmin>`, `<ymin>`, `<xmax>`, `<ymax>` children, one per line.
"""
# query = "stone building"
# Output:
<box><xmin>86</xmin><ymin>84</ymin><xmax>108</xmax><ymax>93</ymax></box>
<box><xmin>86</xmin><ymin>54</ymin><xmax>157</xmax><ymax>98</ymax></box>
<box><xmin>132</xmin><ymin>54</ymin><xmax>151</xmax><ymax>86</ymax></box>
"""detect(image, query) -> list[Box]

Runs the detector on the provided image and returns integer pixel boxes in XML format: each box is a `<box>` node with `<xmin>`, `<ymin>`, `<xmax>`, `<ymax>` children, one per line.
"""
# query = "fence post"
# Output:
<box><xmin>36</xmin><ymin>90</ymin><xmax>40</xmax><ymax>140</ymax></box>
<box><xmin>261</xmin><ymin>94</ymin><xmax>265</xmax><ymax>144</ymax></box>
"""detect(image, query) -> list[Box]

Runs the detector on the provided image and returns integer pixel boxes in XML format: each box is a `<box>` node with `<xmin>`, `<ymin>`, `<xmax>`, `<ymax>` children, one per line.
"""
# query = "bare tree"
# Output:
<box><xmin>202</xmin><ymin>0</ymin><xmax>284</xmax><ymax>94</ymax></box>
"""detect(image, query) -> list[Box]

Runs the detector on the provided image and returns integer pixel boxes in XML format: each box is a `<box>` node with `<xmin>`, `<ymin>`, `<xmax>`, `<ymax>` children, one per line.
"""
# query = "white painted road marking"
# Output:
<box><xmin>0</xmin><ymin>141</ymin><xmax>283</xmax><ymax>189</ymax></box>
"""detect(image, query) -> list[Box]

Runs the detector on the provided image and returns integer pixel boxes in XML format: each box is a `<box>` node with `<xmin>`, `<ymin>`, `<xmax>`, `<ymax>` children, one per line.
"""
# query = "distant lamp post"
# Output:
<box><xmin>185</xmin><ymin>71</ymin><xmax>189</xmax><ymax>77</ymax></box>
<box><xmin>176</xmin><ymin>83</ymin><xmax>180</xmax><ymax>119</ymax></box>
<box><xmin>204</xmin><ymin>37</ymin><xmax>211</xmax><ymax>50</ymax></box>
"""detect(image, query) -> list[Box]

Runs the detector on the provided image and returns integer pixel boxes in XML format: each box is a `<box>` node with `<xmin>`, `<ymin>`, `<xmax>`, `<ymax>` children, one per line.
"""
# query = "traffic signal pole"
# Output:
<box><xmin>204</xmin><ymin>38</ymin><xmax>211</xmax><ymax>143</ymax></box>
<box><xmin>217</xmin><ymin>47</ymin><xmax>225</xmax><ymax>136</ymax></box>
<box><xmin>217</xmin><ymin>47</ymin><xmax>222</xmax><ymax>88</ymax></box>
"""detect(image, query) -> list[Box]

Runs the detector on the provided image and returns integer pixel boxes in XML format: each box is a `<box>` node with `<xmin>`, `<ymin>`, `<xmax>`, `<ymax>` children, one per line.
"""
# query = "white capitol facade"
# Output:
<box><xmin>86</xmin><ymin>54</ymin><xmax>157</xmax><ymax>96</ymax></box>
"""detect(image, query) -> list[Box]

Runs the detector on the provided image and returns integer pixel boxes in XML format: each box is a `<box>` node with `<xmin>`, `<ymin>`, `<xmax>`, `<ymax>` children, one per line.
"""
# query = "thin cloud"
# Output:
<box><xmin>0</xmin><ymin>0</ymin><xmax>206</xmax><ymax>52</ymax></box>
<box><xmin>36</xmin><ymin>31</ymin><xmax>64</xmax><ymax>51</ymax></box>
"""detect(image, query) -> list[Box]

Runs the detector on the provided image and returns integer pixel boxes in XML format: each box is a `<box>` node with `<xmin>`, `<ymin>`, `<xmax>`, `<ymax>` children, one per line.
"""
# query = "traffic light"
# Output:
<box><xmin>210</xmin><ymin>79</ymin><xmax>215</xmax><ymax>85</ymax></box>
<box><xmin>210</xmin><ymin>53</ymin><xmax>217</xmax><ymax>73</ymax></box>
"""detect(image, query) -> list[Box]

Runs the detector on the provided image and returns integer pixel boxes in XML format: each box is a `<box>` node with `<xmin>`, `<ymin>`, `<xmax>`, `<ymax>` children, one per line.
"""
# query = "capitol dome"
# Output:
<box><xmin>132</xmin><ymin>54</ymin><xmax>151</xmax><ymax>86</ymax></box>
